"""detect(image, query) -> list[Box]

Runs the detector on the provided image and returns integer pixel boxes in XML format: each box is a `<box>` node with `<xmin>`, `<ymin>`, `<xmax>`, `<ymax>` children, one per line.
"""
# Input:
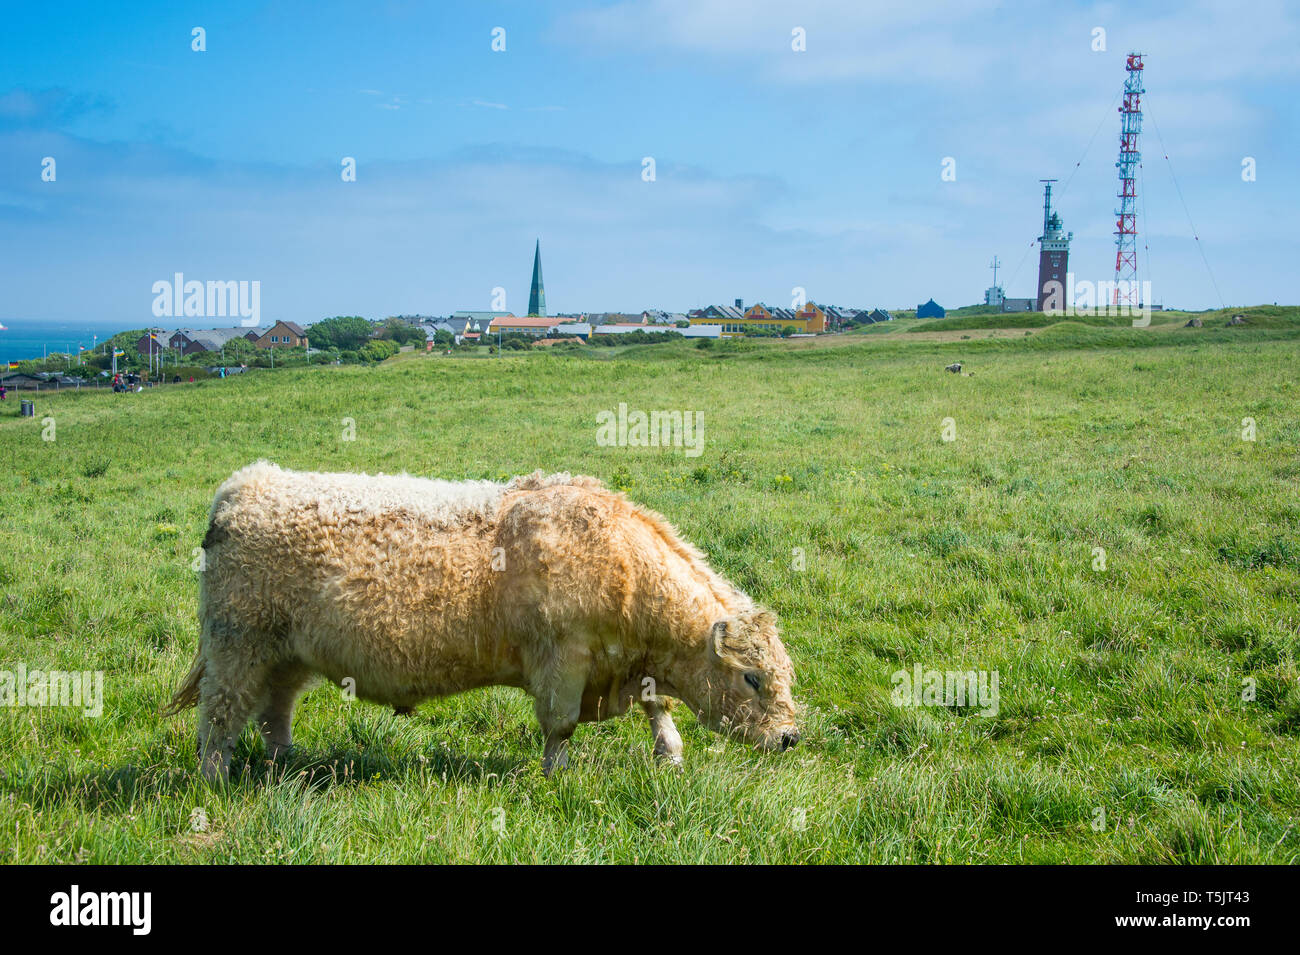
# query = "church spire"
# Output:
<box><xmin>528</xmin><ymin>239</ymin><xmax>546</xmax><ymax>316</ymax></box>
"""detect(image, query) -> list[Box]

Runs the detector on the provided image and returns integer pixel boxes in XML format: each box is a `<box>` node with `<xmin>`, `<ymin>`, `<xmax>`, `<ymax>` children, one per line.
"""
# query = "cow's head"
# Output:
<box><xmin>684</xmin><ymin>609</ymin><xmax>800</xmax><ymax>751</ymax></box>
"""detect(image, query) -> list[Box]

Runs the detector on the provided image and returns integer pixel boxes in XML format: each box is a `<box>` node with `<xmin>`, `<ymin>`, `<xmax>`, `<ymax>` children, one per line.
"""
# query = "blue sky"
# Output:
<box><xmin>1</xmin><ymin>0</ymin><xmax>1296</xmax><ymax>326</ymax></box>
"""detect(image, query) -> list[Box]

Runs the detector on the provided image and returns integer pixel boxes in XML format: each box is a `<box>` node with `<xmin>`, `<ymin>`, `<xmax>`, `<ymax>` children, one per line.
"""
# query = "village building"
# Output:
<box><xmin>640</xmin><ymin>309</ymin><xmax>690</xmax><ymax>325</ymax></box>
<box><xmin>487</xmin><ymin>315</ymin><xmax>563</xmax><ymax>337</ymax></box>
<box><xmin>822</xmin><ymin>305</ymin><xmax>859</xmax><ymax>329</ymax></box>
<box><xmin>135</xmin><ymin>326</ymin><xmax>259</xmax><ymax>357</ymax></box>
<box><xmin>584</xmin><ymin>313</ymin><xmax>643</xmax><ymax>326</ymax></box>
<box><xmin>450</xmin><ymin>312</ymin><xmax>510</xmax><ymax>335</ymax></box>
<box><xmin>551</xmin><ymin>322</ymin><xmax>593</xmax><ymax>340</ymax></box>
<box><xmin>690</xmin><ymin>304</ymin><xmax>746</xmax><ymax>323</ymax></box>
<box><xmin>793</xmin><ymin>302</ymin><xmax>829</xmax><ymax>333</ymax></box>
<box><xmin>133</xmin><ymin>323</ymin><xmax>305</xmax><ymax>356</ymax></box>
<box><xmin>249</xmin><ymin>321</ymin><xmax>308</xmax><ymax>349</ymax></box>
<box><xmin>1000</xmin><ymin>297</ymin><xmax>1035</xmax><ymax>312</ymax></box>
<box><xmin>678</xmin><ymin>324</ymin><xmax>722</xmax><ymax>339</ymax></box>
<box><xmin>687</xmin><ymin>302</ymin><xmax>822</xmax><ymax>338</ymax></box>
<box><xmin>0</xmin><ymin>370</ymin><xmax>89</xmax><ymax>390</ymax></box>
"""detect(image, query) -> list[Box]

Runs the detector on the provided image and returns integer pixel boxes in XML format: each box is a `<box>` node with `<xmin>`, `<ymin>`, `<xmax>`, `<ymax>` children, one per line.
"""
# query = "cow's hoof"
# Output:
<box><xmin>541</xmin><ymin>750</ymin><xmax>569</xmax><ymax>777</ymax></box>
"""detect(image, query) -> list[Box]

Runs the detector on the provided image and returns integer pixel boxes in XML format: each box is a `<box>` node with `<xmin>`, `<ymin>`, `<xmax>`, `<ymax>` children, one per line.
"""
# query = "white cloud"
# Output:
<box><xmin>562</xmin><ymin>0</ymin><xmax>1005</xmax><ymax>83</ymax></box>
<box><xmin>0</xmin><ymin>131</ymin><xmax>811</xmax><ymax>318</ymax></box>
<box><xmin>562</xmin><ymin>0</ymin><xmax>1299</xmax><ymax>87</ymax></box>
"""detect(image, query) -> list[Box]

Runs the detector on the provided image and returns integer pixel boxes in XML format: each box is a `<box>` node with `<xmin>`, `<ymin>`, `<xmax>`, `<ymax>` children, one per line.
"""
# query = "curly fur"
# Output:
<box><xmin>168</xmin><ymin>461</ymin><xmax>799</xmax><ymax>781</ymax></box>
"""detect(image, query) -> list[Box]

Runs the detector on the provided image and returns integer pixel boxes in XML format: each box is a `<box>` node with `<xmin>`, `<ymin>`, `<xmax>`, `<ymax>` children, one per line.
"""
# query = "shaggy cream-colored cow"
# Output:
<box><xmin>166</xmin><ymin>462</ymin><xmax>800</xmax><ymax>781</ymax></box>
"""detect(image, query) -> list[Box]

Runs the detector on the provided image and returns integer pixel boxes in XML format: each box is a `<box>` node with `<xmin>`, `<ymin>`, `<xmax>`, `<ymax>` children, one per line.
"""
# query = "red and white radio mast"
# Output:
<box><xmin>1113</xmin><ymin>53</ymin><xmax>1144</xmax><ymax>307</ymax></box>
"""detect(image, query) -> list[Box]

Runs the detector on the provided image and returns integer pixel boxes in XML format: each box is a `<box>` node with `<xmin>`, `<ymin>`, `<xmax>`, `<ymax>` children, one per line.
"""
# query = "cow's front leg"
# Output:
<box><xmin>642</xmin><ymin>698</ymin><xmax>683</xmax><ymax>766</ymax></box>
<box><xmin>534</xmin><ymin>658</ymin><xmax>587</xmax><ymax>777</ymax></box>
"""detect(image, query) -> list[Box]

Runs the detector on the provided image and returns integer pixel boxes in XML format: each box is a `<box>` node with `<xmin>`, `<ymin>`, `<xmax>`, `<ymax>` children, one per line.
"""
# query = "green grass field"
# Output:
<box><xmin>3</xmin><ymin>307</ymin><xmax>1298</xmax><ymax>863</ymax></box>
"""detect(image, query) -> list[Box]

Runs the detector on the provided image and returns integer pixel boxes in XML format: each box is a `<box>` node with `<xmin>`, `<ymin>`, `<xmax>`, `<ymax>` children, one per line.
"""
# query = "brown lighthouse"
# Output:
<box><xmin>1036</xmin><ymin>179</ymin><xmax>1071</xmax><ymax>311</ymax></box>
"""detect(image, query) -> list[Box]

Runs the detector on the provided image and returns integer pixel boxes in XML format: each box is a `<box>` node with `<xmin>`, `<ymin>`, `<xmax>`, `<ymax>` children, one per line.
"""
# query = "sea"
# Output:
<box><xmin>0</xmin><ymin>318</ymin><xmax>137</xmax><ymax>364</ymax></box>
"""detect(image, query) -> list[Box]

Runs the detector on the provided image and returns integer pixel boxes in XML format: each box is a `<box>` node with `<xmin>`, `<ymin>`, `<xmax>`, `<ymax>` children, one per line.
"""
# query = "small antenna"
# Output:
<box><xmin>1039</xmin><ymin>178</ymin><xmax>1058</xmax><ymax>237</ymax></box>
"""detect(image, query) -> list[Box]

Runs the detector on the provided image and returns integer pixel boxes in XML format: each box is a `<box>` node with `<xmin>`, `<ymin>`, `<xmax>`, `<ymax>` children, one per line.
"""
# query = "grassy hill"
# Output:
<box><xmin>902</xmin><ymin>304</ymin><xmax>1298</xmax><ymax>333</ymax></box>
<box><xmin>2</xmin><ymin>309</ymin><xmax>1298</xmax><ymax>863</ymax></box>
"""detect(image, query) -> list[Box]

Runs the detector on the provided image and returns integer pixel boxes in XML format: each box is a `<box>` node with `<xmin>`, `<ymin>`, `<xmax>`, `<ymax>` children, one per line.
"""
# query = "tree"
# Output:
<box><xmin>217</xmin><ymin>336</ymin><xmax>257</xmax><ymax>362</ymax></box>
<box><xmin>309</xmin><ymin>316</ymin><xmax>374</xmax><ymax>351</ymax></box>
<box><xmin>377</xmin><ymin>318</ymin><xmax>427</xmax><ymax>348</ymax></box>
<box><xmin>106</xmin><ymin>329</ymin><xmax>147</xmax><ymax>353</ymax></box>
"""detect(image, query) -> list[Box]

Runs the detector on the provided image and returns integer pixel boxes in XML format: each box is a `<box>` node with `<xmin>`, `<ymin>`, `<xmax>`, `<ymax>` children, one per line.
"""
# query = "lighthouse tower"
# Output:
<box><xmin>1036</xmin><ymin>180</ymin><xmax>1071</xmax><ymax>311</ymax></box>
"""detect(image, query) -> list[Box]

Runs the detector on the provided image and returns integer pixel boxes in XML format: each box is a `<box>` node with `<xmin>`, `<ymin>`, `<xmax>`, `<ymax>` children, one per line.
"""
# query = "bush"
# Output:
<box><xmin>358</xmin><ymin>339</ymin><xmax>400</xmax><ymax>363</ymax></box>
<box><xmin>590</xmin><ymin>329</ymin><xmax>683</xmax><ymax>347</ymax></box>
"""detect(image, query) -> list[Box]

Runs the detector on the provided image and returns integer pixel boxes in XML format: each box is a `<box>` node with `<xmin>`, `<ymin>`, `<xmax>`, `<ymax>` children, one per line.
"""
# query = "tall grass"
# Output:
<box><xmin>1</xmin><ymin>308</ymin><xmax>1297</xmax><ymax>863</ymax></box>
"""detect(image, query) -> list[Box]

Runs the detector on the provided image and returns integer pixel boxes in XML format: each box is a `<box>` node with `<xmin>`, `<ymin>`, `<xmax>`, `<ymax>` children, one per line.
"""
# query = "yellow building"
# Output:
<box><xmin>688</xmin><ymin>302</ymin><xmax>826</xmax><ymax>337</ymax></box>
<box><xmin>794</xmin><ymin>302</ymin><xmax>827</xmax><ymax>333</ymax></box>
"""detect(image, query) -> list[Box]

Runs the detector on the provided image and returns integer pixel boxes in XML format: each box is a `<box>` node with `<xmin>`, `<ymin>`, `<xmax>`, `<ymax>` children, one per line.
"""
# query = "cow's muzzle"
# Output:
<box><xmin>780</xmin><ymin>728</ymin><xmax>801</xmax><ymax>750</ymax></box>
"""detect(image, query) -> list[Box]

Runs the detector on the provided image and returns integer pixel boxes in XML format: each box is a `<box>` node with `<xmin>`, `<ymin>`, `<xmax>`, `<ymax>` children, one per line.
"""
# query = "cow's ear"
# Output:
<box><xmin>710</xmin><ymin>619</ymin><xmax>740</xmax><ymax>662</ymax></box>
<box><xmin>710</xmin><ymin>618</ymin><xmax>755</xmax><ymax>666</ymax></box>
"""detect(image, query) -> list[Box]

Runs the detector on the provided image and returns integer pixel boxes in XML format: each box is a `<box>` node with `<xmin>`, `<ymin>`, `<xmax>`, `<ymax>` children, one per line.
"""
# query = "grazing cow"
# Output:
<box><xmin>165</xmin><ymin>462</ymin><xmax>800</xmax><ymax>781</ymax></box>
<box><xmin>945</xmin><ymin>362</ymin><xmax>962</xmax><ymax>373</ymax></box>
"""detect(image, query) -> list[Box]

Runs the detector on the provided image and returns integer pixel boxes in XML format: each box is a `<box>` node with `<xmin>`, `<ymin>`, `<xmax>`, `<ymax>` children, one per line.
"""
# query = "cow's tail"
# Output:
<box><xmin>163</xmin><ymin>504</ymin><xmax>227</xmax><ymax>718</ymax></box>
<box><xmin>162</xmin><ymin>651</ymin><xmax>205</xmax><ymax>716</ymax></box>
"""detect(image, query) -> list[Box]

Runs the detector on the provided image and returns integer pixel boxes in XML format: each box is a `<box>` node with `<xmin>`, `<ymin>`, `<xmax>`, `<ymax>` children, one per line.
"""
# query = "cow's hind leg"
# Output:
<box><xmin>642</xmin><ymin>698</ymin><xmax>683</xmax><ymax>766</ymax></box>
<box><xmin>196</xmin><ymin>623</ymin><xmax>277</xmax><ymax>784</ymax></box>
<box><xmin>255</xmin><ymin>661</ymin><xmax>311</xmax><ymax>762</ymax></box>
